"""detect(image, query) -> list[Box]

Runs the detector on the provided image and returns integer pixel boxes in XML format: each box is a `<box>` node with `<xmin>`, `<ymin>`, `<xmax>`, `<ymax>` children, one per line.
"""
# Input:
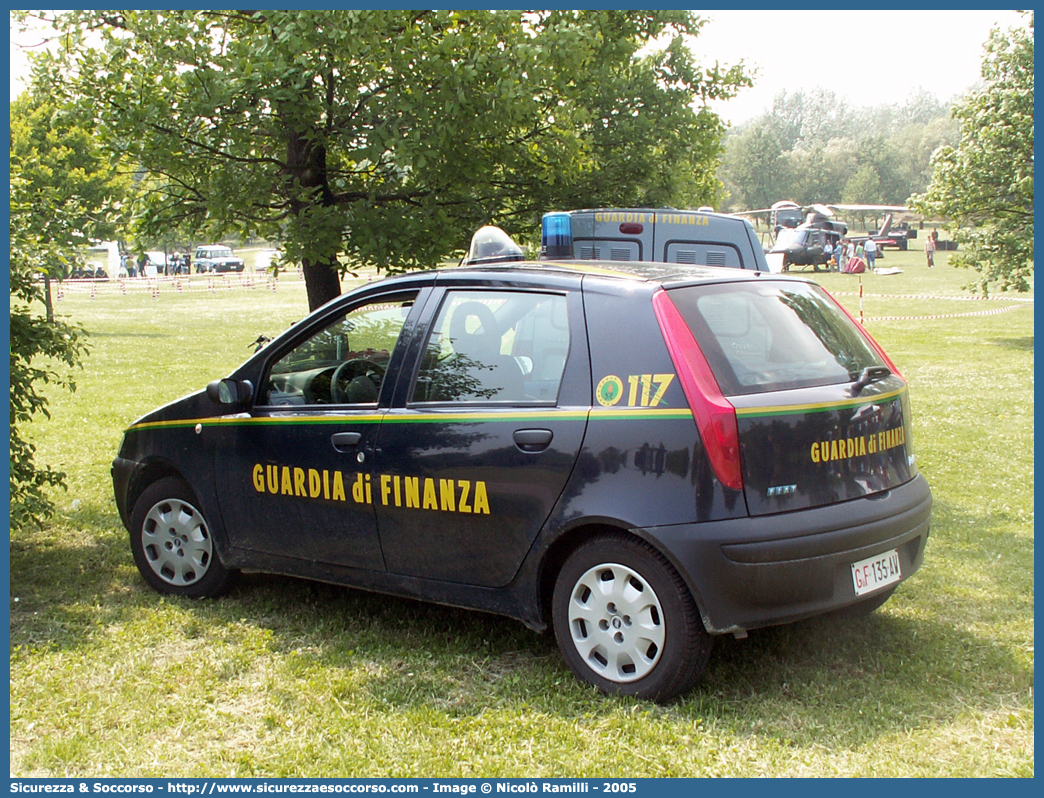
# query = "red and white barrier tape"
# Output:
<box><xmin>48</xmin><ymin>272</ymin><xmax>302</xmax><ymax>294</ymax></box>
<box><xmin>863</xmin><ymin>304</ymin><xmax>1029</xmax><ymax>322</ymax></box>
<box><xmin>834</xmin><ymin>291</ymin><xmax>1033</xmax><ymax>302</ymax></box>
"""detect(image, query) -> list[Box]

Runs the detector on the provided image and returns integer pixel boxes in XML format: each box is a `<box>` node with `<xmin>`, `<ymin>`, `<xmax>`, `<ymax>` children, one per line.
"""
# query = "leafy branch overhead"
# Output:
<box><xmin>23</xmin><ymin>9</ymin><xmax>751</xmax><ymax>310</ymax></box>
<box><xmin>911</xmin><ymin>14</ymin><xmax>1034</xmax><ymax>294</ymax></box>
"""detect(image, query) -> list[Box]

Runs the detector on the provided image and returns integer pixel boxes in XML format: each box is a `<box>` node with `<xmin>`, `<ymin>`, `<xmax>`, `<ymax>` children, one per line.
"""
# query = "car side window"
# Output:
<box><xmin>411</xmin><ymin>290</ymin><xmax>570</xmax><ymax>405</ymax></box>
<box><xmin>260</xmin><ymin>294</ymin><xmax>416</xmax><ymax>406</ymax></box>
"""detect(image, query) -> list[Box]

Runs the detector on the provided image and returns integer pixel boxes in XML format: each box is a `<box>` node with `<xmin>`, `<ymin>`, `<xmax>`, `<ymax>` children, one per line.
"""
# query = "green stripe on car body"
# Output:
<box><xmin>126</xmin><ymin>387</ymin><xmax>905</xmax><ymax>432</ymax></box>
<box><xmin>733</xmin><ymin>387</ymin><xmax>906</xmax><ymax>419</ymax></box>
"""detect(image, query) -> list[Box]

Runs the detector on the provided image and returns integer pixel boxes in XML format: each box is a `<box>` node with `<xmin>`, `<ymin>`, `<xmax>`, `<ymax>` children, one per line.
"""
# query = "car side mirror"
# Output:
<box><xmin>206</xmin><ymin>378</ymin><xmax>253</xmax><ymax>406</ymax></box>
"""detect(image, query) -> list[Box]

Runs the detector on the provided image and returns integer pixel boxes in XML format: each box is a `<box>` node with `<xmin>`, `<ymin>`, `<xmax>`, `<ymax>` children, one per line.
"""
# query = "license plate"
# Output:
<box><xmin>851</xmin><ymin>549</ymin><xmax>901</xmax><ymax>596</ymax></box>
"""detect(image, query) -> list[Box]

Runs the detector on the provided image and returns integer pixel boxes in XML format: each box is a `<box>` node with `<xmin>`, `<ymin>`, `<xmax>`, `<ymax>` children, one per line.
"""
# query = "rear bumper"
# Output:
<box><xmin>642</xmin><ymin>474</ymin><xmax>932</xmax><ymax>634</ymax></box>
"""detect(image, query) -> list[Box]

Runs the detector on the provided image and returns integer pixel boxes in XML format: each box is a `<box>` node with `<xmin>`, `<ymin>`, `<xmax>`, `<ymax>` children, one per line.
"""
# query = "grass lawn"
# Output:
<box><xmin>9</xmin><ymin>244</ymin><xmax>1034</xmax><ymax>777</ymax></box>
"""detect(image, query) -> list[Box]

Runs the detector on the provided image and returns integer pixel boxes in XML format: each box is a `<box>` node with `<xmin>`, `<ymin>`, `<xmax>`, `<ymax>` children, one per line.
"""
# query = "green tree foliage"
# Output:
<box><xmin>842</xmin><ymin>164</ymin><xmax>884</xmax><ymax>206</ymax></box>
<box><xmin>721</xmin><ymin>120</ymin><xmax>791</xmax><ymax>211</ymax></box>
<box><xmin>8</xmin><ymin>86</ymin><xmax>126</xmax><ymax>526</ymax></box>
<box><xmin>28</xmin><ymin>9</ymin><xmax>749</xmax><ymax>310</ymax></box>
<box><xmin>912</xmin><ymin>16</ymin><xmax>1034</xmax><ymax>294</ymax></box>
<box><xmin>891</xmin><ymin>115</ymin><xmax>959</xmax><ymax>195</ymax></box>
<box><xmin>770</xmin><ymin>89</ymin><xmax>851</xmax><ymax>151</ymax></box>
<box><xmin>848</xmin><ymin>136</ymin><xmax>906</xmax><ymax>204</ymax></box>
<box><xmin>10</xmin><ymin>87</ymin><xmax>128</xmax><ymax>263</ymax></box>
<box><xmin>9</xmin><ymin>197</ymin><xmax>89</xmax><ymax>528</ymax></box>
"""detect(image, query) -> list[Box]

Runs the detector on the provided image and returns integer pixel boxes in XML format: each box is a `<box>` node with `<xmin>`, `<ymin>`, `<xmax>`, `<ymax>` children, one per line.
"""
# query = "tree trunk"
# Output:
<box><xmin>287</xmin><ymin>123</ymin><xmax>342</xmax><ymax>311</ymax></box>
<box><xmin>302</xmin><ymin>256</ymin><xmax>343</xmax><ymax>312</ymax></box>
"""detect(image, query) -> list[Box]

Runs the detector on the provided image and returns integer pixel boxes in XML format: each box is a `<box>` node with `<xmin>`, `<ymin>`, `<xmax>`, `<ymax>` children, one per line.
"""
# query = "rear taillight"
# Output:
<box><xmin>651</xmin><ymin>289</ymin><xmax>743</xmax><ymax>491</ymax></box>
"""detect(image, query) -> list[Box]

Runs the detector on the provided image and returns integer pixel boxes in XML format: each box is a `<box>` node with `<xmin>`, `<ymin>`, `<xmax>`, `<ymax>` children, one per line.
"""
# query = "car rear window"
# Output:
<box><xmin>666</xmin><ymin>281</ymin><xmax>885</xmax><ymax>396</ymax></box>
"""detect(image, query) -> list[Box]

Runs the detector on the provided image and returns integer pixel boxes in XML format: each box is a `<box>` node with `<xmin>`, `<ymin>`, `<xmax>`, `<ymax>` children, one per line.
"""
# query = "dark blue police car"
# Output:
<box><xmin>112</xmin><ymin>227</ymin><xmax>931</xmax><ymax>702</ymax></box>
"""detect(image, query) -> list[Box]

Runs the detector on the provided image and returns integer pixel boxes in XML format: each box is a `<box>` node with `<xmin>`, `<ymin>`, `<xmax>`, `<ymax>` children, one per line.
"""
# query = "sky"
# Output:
<box><xmin>694</xmin><ymin>9</ymin><xmax>1027</xmax><ymax>126</ymax></box>
<box><xmin>9</xmin><ymin>9</ymin><xmax>1029</xmax><ymax>116</ymax></box>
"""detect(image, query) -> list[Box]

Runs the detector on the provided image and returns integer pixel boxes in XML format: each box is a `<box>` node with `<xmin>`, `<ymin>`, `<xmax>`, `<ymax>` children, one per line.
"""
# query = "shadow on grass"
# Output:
<box><xmin>986</xmin><ymin>335</ymin><xmax>1033</xmax><ymax>352</ymax></box>
<box><xmin>698</xmin><ymin>607</ymin><xmax>1031</xmax><ymax>747</ymax></box>
<box><xmin>10</xmin><ymin>496</ymin><xmax>1033</xmax><ymax>752</ymax></box>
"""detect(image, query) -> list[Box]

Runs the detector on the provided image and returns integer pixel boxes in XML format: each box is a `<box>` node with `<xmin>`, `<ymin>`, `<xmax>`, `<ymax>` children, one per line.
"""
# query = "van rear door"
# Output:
<box><xmin>564</xmin><ymin>210</ymin><xmax>768</xmax><ymax>270</ymax></box>
<box><xmin>569</xmin><ymin>210</ymin><xmax>655</xmax><ymax>261</ymax></box>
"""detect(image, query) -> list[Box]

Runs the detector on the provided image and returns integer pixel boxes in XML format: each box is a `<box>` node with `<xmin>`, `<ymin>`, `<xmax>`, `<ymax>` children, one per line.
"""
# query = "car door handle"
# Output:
<box><xmin>513</xmin><ymin>428</ymin><xmax>553</xmax><ymax>452</ymax></box>
<box><xmin>331</xmin><ymin>432</ymin><xmax>362</xmax><ymax>451</ymax></box>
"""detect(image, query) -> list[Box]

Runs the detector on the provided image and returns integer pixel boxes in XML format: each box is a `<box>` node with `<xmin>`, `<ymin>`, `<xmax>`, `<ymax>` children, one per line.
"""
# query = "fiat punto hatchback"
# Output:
<box><xmin>112</xmin><ymin>250</ymin><xmax>931</xmax><ymax>702</ymax></box>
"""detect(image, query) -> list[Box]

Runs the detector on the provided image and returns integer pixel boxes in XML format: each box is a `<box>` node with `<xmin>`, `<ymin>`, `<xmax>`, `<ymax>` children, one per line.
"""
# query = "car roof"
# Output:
<box><xmin>321</xmin><ymin>260</ymin><xmax>813</xmax><ymax>315</ymax></box>
<box><xmin>429</xmin><ymin>259</ymin><xmax>810</xmax><ymax>289</ymax></box>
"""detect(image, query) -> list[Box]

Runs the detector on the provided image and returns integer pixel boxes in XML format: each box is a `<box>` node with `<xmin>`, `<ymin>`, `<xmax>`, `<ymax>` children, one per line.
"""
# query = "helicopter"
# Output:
<box><xmin>736</xmin><ymin>202</ymin><xmax>911</xmax><ymax>272</ymax></box>
<box><xmin>769</xmin><ymin>204</ymin><xmax>847</xmax><ymax>271</ymax></box>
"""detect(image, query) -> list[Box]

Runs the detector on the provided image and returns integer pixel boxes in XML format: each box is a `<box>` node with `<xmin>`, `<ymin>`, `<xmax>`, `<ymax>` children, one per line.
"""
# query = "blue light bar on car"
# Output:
<box><xmin>540</xmin><ymin>212</ymin><xmax>573</xmax><ymax>259</ymax></box>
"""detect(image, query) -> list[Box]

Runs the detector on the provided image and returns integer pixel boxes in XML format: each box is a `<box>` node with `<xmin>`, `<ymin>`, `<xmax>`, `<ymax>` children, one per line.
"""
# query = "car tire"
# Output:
<box><xmin>552</xmin><ymin>534</ymin><xmax>713</xmax><ymax>703</ymax></box>
<box><xmin>129</xmin><ymin>477</ymin><xmax>235</xmax><ymax>598</ymax></box>
<box><xmin>832</xmin><ymin>586</ymin><xmax>896</xmax><ymax>618</ymax></box>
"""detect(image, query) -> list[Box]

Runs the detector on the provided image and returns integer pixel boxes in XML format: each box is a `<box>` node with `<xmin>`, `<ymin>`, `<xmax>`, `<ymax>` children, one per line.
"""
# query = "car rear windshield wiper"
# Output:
<box><xmin>851</xmin><ymin>365</ymin><xmax>892</xmax><ymax>394</ymax></box>
<box><xmin>250</xmin><ymin>334</ymin><xmax>272</xmax><ymax>353</ymax></box>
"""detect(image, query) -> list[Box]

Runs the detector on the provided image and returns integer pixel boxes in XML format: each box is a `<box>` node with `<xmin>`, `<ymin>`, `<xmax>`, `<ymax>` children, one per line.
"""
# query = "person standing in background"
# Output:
<box><xmin>864</xmin><ymin>237</ymin><xmax>878</xmax><ymax>270</ymax></box>
<box><xmin>925</xmin><ymin>230</ymin><xmax>937</xmax><ymax>268</ymax></box>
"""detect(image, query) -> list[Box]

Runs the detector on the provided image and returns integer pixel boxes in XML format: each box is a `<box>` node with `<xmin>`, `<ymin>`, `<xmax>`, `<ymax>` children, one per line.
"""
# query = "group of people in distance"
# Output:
<box><xmin>824</xmin><ymin>228</ymin><xmax>939</xmax><ymax>273</ymax></box>
<box><xmin>119</xmin><ymin>251</ymin><xmax>193</xmax><ymax>277</ymax></box>
<box><xmin>823</xmin><ymin>237</ymin><xmax>873</xmax><ymax>274</ymax></box>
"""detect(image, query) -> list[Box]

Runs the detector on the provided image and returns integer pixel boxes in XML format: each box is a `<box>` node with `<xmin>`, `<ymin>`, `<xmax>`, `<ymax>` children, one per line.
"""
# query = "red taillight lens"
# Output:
<box><xmin>651</xmin><ymin>289</ymin><xmax>744</xmax><ymax>491</ymax></box>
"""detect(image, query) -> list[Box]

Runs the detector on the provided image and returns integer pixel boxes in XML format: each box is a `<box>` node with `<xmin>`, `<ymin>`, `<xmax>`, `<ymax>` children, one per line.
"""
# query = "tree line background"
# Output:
<box><xmin>718</xmin><ymin>87</ymin><xmax>956</xmax><ymax>214</ymax></box>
